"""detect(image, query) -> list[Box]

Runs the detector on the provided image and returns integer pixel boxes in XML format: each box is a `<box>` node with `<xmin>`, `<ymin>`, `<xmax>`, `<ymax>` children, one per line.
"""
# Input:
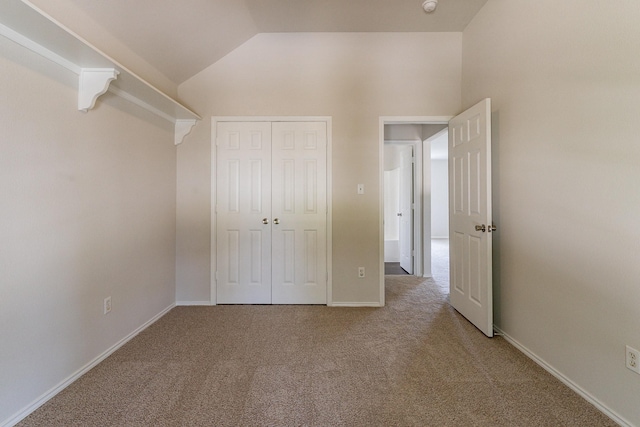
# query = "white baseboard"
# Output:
<box><xmin>329</xmin><ymin>302</ymin><xmax>383</xmax><ymax>307</ymax></box>
<box><xmin>176</xmin><ymin>301</ymin><xmax>211</xmax><ymax>306</ymax></box>
<box><xmin>495</xmin><ymin>326</ymin><xmax>633</xmax><ymax>427</ymax></box>
<box><xmin>1</xmin><ymin>303</ymin><xmax>175</xmax><ymax>427</ymax></box>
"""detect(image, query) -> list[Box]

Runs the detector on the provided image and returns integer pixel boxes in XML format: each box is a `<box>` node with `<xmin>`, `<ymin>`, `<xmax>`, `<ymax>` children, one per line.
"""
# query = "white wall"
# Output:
<box><xmin>430</xmin><ymin>159</ymin><xmax>448</xmax><ymax>238</ymax></box>
<box><xmin>384</xmin><ymin>124</ymin><xmax>422</xmax><ymax>142</ymax></box>
<box><xmin>177</xmin><ymin>32</ymin><xmax>462</xmax><ymax>304</ymax></box>
<box><xmin>0</xmin><ymin>34</ymin><xmax>177</xmax><ymax>424</ymax></box>
<box><xmin>463</xmin><ymin>1</ymin><xmax>640</xmax><ymax>425</ymax></box>
<box><xmin>29</xmin><ymin>0</ymin><xmax>178</xmax><ymax>97</ymax></box>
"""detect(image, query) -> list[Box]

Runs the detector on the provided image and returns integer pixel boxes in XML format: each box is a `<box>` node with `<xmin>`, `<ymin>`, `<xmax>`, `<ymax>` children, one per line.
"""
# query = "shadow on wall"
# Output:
<box><xmin>491</xmin><ymin>110</ymin><xmax>501</xmax><ymax>328</ymax></box>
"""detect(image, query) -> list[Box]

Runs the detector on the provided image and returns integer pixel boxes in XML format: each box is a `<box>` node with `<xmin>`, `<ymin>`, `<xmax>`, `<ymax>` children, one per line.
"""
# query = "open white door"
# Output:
<box><xmin>399</xmin><ymin>146</ymin><xmax>414</xmax><ymax>274</ymax></box>
<box><xmin>449</xmin><ymin>98</ymin><xmax>494</xmax><ymax>337</ymax></box>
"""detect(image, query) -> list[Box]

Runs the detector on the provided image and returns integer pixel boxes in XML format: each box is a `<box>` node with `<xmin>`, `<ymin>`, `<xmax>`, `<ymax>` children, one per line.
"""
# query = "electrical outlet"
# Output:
<box><xmin>626</xmin><ymin>346</ymin><xmax>640</xmax><ymax>374</ymax></box>
<box><xmin>358</xmin><ymin>267</ymin><xmax>365</xmax><ymax>278</ymax></box>
<box><xmin>104</xmin><ymin>296</ymin><xmax>112</xmax><ymax>315</ymax></box>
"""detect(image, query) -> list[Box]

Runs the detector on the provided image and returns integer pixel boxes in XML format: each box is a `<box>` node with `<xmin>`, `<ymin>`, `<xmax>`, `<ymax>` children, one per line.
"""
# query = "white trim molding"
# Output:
<box><xmin>176</xmin><ymin>301</ymin><xmax>211</xmax><ymax>306</ymax></box>
<box><xmin>495</xmin><ymin>327</ymin><xmax>633</xmax><ymax>427</ymax></box>
<box><xmin>329</xmin><ymin>302</ymin><xmax>383</xmax><ymax>307</ymax></box>
<box><xmin>1</xmin><ymin>304</ymin><xmax>175</xmax><ymax>427</ymax></box>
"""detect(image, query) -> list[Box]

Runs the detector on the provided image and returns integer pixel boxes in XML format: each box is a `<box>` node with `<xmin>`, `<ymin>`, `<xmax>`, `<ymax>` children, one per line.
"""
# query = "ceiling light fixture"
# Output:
<box><xmin>422</xmin><ymin>0</ymin><xmax>438</xmax><ymax>13</ymax></box>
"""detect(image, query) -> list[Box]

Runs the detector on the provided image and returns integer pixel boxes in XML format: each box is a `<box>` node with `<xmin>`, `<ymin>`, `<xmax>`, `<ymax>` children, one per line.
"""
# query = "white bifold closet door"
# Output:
<box><xmin>216</xmin><ymin>121</ymin><xmax>327</xmax><ymax>304</ymax></box>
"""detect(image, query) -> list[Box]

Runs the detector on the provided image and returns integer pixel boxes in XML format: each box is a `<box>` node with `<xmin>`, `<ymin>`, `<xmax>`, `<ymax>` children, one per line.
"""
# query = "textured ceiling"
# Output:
<box><xmin>64</xmin><ymin>0</ymin><xmax>488</xmax><ymax>84</ymax></box>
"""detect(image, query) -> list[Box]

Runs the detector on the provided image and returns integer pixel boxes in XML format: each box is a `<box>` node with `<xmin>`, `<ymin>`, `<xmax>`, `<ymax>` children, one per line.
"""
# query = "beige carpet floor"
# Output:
<box><xmin>20</xmin><ymin>261</ymin><xmax>615</xmax><ymax>426</ymax></box>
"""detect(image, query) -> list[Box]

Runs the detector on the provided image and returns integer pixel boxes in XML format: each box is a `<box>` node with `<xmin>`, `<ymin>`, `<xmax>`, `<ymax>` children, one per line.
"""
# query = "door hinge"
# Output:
<box><xmin>215</xmin><ymin>271</ymin><xmax>218</xmax><ymax>281</ymax></box>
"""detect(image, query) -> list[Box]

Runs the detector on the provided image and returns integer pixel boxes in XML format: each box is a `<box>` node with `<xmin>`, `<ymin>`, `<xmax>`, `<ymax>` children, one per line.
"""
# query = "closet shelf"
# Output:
<box><xmin>0</xmin><ymin>0</ymin><xmax>200</xmax><ymax>145</ymax></box>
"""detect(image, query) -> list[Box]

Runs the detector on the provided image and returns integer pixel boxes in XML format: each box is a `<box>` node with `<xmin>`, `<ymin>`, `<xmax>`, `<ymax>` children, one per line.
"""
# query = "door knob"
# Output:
<box><xmin>397</xmin><ymin>213</ymin><xmax>403</xmax><ymax>217</ymax></box>
<box><xmin>262</xmin><ymin>218</ymin><xmax>269</xmax><ymax>225</ymax></box>
<box><xmin>475</xmin><ymin>224</ymin><xmax>486</xmax><ymax>232</ymax></box>
<box><xmin>488</xmin><ymin>224</ymin><xmax>497</xmax><ymax>232</ymax></box>
<box><xmin>273</xmin><ymin>218</ymin><xmax>280</xmax><ymax>225</ymax></box>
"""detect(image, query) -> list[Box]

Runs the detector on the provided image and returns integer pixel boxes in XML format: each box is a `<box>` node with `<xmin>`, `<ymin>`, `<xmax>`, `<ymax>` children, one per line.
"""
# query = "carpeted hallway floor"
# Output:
<box><xmin>19</xmin><ymin>244</ymin><xmax>615</xmax><ymax>426</ymax></box>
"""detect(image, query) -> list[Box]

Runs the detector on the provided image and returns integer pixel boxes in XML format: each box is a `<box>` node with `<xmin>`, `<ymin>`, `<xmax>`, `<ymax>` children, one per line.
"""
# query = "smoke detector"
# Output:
<box><xmin>422</xmin><ymin>0</ymin><xmax>438</xmax><ymax>13</ymax></box>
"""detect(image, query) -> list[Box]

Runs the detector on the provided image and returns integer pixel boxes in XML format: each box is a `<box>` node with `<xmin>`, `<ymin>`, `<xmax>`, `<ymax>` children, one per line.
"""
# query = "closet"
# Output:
<box><xmin>215</xmin><ymin>120</ymin><xmax>328</xmax><ymax>304</ymax></box>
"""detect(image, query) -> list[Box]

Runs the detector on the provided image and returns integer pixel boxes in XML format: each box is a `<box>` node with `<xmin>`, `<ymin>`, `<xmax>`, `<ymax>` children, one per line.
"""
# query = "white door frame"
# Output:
<box><xmin>211</xmin><ymin>116</ymin><xmax>333</xmax><ymax>305</ymax></box>
<box><xmin>378</xmin><ymin>116</ymin><xmax>452</xmax><ymax>305</ymax></box>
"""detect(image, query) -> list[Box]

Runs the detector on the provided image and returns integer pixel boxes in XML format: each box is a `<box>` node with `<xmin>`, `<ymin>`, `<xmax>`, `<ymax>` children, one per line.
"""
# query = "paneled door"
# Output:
<box><xmin>216</xmin><ymin>121</ymin><xmax>327</xmax><ymax>304</ymax></box>
<box><xmin>448</xmin><ymin>99</ymin><xmax>494</xmax><ymax>337</ymax></box>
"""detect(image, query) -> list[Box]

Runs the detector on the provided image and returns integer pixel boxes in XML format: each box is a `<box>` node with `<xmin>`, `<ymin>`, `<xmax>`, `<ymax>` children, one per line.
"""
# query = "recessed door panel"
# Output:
<box><xmin>281</xmin><ymin>159</ymin><xmax>295</xmax><ymax>214</ymax></box>
<box><xmin>283</xmin><ymin>230</ymin><xmax>295</xmax><ymax>284</ymax></box>
<box><xmin>453</xmin><ymin>155</ymin><xmax>465</xmax><ymax>215</ymax></box>
<box><xmin>304</xmin><ymin>230</ymin><xmax>318</xmax><ymax>284</ymax></box>
<box><xmin>469</xmin><ymin>150</ymin><xmax>482</xmax><ymax>216</ymax></box>
<box><xmin>227</xmin><ymin>230</ymin><xmax>240</xmax><ymax>284</ymax></box>
<box><xmin>468</xmin><ymin>235</ymin><xmax>482</xmax><ymax>305</ymax></box>
<box><xmin>453</xmin><ymin>231</ymin><xmax>465</xmax><ymax>294</ymax></box>
<box><xmin>304</xmin><ymin>159</ymin><xmax>318</xmax><ymax>214</ymax></box>
<box><xmin>250</xmin><ymin>131</ymin><xmax>263</xmax><ymax>150</ymax></box>
<box><xmin>304</xmin><ymin>131</ymin><xmax>318</xmax><ymax>150</ymax></box>
<box><xmin>227</xmin><ymin>160</ymin><xmax>240</xmax><ymax>213</ymax></box>
<box><xmin>250</xmin><ymin>230</ymin><xmax>263</xmax><ymax>283</ymax></box>
<box><xmin>250</xmin><ymin>160</ymin><xmax>263</xmax><ymax>213</ymax></box>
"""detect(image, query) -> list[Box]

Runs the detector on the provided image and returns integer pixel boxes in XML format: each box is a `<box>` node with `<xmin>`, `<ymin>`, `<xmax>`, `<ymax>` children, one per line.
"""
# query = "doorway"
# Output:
<box><xmin>429</xmin><ymin>129</ymin><xmax>450</xmax><ymax>292</ymax></box>
<box><xmin>383</xmin><ymin>144</ymin><xmax>414</xmax><ymax>275</ymax></box>
<box><xmin>379</xmin><ymin>116</ymin><xmax>452</xmax><ymax>304</ymax></box>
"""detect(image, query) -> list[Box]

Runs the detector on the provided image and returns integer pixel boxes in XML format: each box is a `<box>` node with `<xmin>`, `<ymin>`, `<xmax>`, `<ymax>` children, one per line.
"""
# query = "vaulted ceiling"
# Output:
<box><xmin>64</xmin><ymin>0</ymin><xmax>488</xmax><ymax>84</ymax></box>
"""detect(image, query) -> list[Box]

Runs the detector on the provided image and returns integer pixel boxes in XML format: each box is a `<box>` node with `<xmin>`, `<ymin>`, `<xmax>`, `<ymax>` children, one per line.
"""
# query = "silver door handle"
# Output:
<box><xmin>488</xmin><ymin>224</ymin><xmax>497</xmax><ymax>232</ymax></box>
<box><xmin>262</xmin><ymin>218</ymin><xmax>269</xmax><ymax>225</ymax></box>
<box><xmin>273</xmin><ymin>218</ymin><xmax>280</xmax><ymax>225</ymax></box>
<box><xmin>475</xmin><ymin>224</ymin><xmax>486</xmax><ymax>232</ymax></box>
<box><xmin>397</xmin><ymin>213</ymin><xmax>402</xmax><ymax>217</ymax></box>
